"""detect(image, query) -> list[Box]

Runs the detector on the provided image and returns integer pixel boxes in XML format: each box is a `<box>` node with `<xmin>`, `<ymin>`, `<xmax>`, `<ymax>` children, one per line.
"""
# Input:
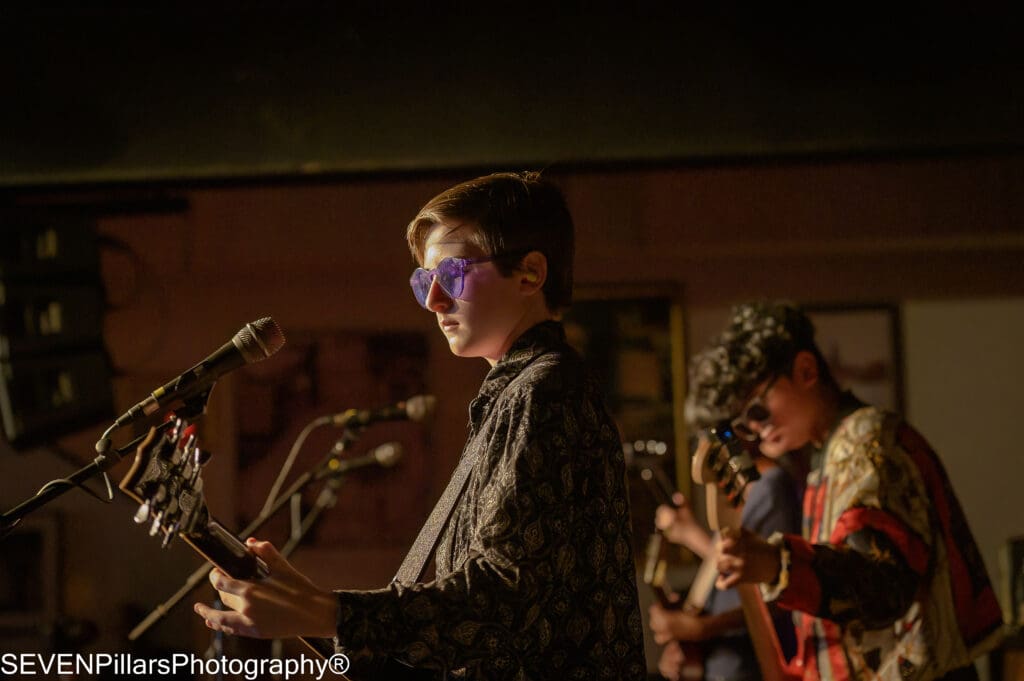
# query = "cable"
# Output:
<box><xmin>258</xmin><ymin>414</ymin><xmax>331</xmax><ymax>518</ymax></box>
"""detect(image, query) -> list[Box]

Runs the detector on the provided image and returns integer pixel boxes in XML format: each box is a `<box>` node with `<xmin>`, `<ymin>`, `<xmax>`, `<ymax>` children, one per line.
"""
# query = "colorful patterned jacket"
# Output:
<box><xmin>765</xmin><ymin>397</ymin><xmax>1003</xmax><ymax>681</ymax></box>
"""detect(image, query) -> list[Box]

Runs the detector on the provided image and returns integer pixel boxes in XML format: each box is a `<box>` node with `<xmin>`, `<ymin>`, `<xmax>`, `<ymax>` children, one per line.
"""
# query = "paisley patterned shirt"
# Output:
<box><xmin>333</xmin><ymin>321</ymin><xmax>647</xmax><ymax>680</ymax></box>
<box><xmin>767</xmin><ymin>393</ymin><xmax>1003</xmax><ymax>681</ymax></box>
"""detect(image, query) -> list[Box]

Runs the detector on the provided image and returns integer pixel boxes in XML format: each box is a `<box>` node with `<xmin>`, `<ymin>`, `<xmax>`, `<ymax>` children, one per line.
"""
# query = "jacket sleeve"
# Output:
<box><xmin>771</xmin><ymin>433</ymin><xmax>932</xmax><ymax>628</ymax></box>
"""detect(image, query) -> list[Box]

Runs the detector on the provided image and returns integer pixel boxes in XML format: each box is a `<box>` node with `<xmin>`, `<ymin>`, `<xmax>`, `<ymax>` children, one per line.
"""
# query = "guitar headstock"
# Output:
<box><xmin>119</xmin><ymin>419</ymin><xmax>266</xmax><ymax>581</ymax></box>
<box><xmin>118</xmin><ymin>418</ymin><xmax>211</xmax><ymax>550</ymax></box>
<box><xmin>691</xmin><ymin>421</ymin><xmax>761</xmax><ymax>531</ymax></box>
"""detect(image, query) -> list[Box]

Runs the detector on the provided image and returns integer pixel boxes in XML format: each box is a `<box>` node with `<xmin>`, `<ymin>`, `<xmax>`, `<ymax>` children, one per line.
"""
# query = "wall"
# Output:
<box><xmin>3</xmin><ymin>155</ymin><xmax>1023</xmax><ymax>666</ymax></box>
<box><xmin>904</xmin><ymin>299</ymin><xmax>1024</xmax><ymax>603</ymax></box>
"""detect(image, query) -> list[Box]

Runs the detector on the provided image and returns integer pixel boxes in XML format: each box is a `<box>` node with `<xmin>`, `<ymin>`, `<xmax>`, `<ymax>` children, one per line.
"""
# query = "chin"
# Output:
<box><xmin>446</xmin><ymin>336</ymin><xmax>481</xmax><ymax>359</ymax></box>
<box><xmin>758</xmin><ymin>439</ymin><xmax>788</xmax><ymax>458</ymax></box>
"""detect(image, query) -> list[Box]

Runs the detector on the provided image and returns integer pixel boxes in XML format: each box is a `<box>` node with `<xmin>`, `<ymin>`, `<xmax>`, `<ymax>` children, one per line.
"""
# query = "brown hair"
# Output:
<box><xmin>406</xmin><ymin>171</ymin><xmax>574</xmax><ymax>312</ymax></box>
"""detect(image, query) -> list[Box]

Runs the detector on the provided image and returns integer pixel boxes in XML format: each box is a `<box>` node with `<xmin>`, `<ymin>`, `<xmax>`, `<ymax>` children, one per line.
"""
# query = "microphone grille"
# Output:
<box><xmin>374</xmin><ymin>442</ymin><xmax>403</xmax><ymax>468</ymax></box>
<box><xmin>235</xmin><ymin>317</ymin><xmax>286</xmax><ymax>363</ymax></box>
<box><xmin>404</xmin><ymin>395</ymin><xmax>437</xmax><ymax>423</ymax></box>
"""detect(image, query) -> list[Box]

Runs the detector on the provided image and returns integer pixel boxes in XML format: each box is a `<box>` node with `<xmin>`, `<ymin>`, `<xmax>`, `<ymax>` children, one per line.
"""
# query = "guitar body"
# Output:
<box><xmin>119</xmin><ymin>423</ymin><xmax>436</xmax><ymax>681</ymax></box>
<box><xmin>692</xmin><ymin>433</ymin><xmax>801</xmax><ymax>681</ymax></box>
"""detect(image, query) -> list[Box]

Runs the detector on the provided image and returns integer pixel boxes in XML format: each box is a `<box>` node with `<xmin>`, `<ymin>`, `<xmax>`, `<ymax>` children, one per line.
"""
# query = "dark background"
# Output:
<box><xmin>2</xmin><ymin>4</ymin><xmax>1023</xmax><ymax>187</ymax></box>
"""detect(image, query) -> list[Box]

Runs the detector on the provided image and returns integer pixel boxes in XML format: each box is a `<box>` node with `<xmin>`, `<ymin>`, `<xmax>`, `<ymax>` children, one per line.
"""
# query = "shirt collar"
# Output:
<box><xmin>468</xmin><ymin>320</ymin><xmax>566</xmax><ymax>429</ymax></box>
<box><xmin>810</xmin><ymin>390</ymin><xmax>866</xmax><ymax>467</ymax></box>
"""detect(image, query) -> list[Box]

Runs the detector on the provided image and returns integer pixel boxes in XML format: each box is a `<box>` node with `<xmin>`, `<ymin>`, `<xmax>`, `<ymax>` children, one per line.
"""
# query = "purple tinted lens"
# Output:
<box><xmin>409</xmin><ymin>258</ymin><xmax>466</xmax><ymax>308</ymax></box>
<box><xmin>410</xmin><ymin>269</ymin><xmax>434</xmax><ymax>307</ymax></box>
<box><xmin>436</xmin><ymin>258</ymin><xmax>465</xmax><ymax>298</ymax></box>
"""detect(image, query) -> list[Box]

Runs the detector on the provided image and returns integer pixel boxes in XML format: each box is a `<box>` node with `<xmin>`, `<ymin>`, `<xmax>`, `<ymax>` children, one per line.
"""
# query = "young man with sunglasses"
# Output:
<box><xmin>688</xmin><ymin>301</ymin><xmax>1003</xmax><ymax>681</ymax></box>
<box><xmin>196</xmin><ymin>172</ymin><xmax>647</xmax><ymax>680</ymax></box>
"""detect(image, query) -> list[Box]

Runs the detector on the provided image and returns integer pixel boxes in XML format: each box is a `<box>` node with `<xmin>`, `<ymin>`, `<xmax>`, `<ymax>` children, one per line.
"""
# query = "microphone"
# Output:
<box><xmin>316</xmin><ymin>442</ymin><xmax>404</xmax><ymax>479</ymax></box>
<box><xmin>113</xmin><ymin>317</ymin><xmax>286</xmax><ymax>428</ymax></box>
<box><xmin>323</xmin><ymin>395</ymin><xmax>437</xmax><ymax>428</ymax></box>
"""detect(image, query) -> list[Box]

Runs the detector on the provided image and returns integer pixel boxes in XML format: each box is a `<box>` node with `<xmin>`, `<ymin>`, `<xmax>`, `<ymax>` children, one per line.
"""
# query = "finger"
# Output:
<box><xmin>208</xmin><ymin>568</ymin><xmax>247</xmax><ymax>596</ymax></box>
<box><xmin>671</xmin><ymin>492</ymin><xmax>686</xmax><ymax>507</ymax></box>
<box><xmin>245</xmin><ymin>536</ymin><xmax>282</xmax><ymax>561</ymax></box>
<box><xmin>716</xmin><ymin>571</ymin><xmax>740</xmax><ymax>590</ymax></box>
<box><xmin>219</xmin><ymin>591</ymin><xmax>250</xmax><ymax>615</ymax></box>
<box><xmin>654</xmin><ymin>631</ymin><xmax>671</xmax><ymax>645</ymax></box>
<box><xmin>246</xmin><ymin>538</ymin><xmax>290</xmax><ymax>574</ymax></box>
<box><xmin>716</xmin><ymin>554</ymin><xmax>741</xmax><ymax>574</ymax></box>
<box><xmin>654</xmin><ymin>506</ymin><xmax>674</xmax><ymax>530</ymax></box>
<box><xmin>194</xmin><ymin>603</ymin><xmax>258</xmax><ymax>637</ymax></box>
<box><xmin>717</xmin><ymin>535</ymin><xmax>738</xmax><ymax>554</ymax></box>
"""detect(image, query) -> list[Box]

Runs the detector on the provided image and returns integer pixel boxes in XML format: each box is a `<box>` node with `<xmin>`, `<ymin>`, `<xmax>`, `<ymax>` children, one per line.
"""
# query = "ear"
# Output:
<box><xmin>518</xmin><ymin>251</ymin><xmax>547</xmax><ymax>295</ymax></box>
<box><xmin>791</xmin><ymin>350</ymin><xmax>820</xmax><ymax>389</ymax></box>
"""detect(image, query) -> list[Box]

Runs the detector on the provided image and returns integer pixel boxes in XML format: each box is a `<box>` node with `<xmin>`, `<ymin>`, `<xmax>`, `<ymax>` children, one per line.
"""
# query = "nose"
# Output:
<box><xmin>748</xmin><ymin>417</ymin><xmax>771</xmax><ymax>436</ymax></box>
<box><xmin>425</xmin><ymin>278</ymin><xmax>453</xmax><ymax>313</ymax></box>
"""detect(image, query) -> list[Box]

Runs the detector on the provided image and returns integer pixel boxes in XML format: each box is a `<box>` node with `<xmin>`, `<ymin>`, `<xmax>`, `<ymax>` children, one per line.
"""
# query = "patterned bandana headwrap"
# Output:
<box><xmin>685</xmin><ymin>301</ymin><xmax>818</xmax><ymax>428</ymax></box>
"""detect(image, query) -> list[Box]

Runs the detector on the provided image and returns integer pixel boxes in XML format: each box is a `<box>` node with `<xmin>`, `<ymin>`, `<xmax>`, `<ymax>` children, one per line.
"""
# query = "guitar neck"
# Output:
<box><xmin>735</xmin><ymin>584</ymin><xmax>799</xmax><ymax>681</ymax></box>
<box><xmin>681</xmin><ymin>545</ymin><xmax>719</xmax><ymax>613</ymax></box>
<box><xmin>186</xmin><ymin>518</ymin><xmax>266</xmax><ymax>579</ymax></box>
<box><xmin>119</xmin><ymin>424</ymin><xmax>438</xmax><ymax>680</ymax></box>
<box><xmin>692</xmin><ymin>434</ymin><xmax>798</xmax><ymax>681</ymax></box>
<box><xmin>181</xmin><ymin>519</ymin><xmax>338</xmax><ymax>662</ymax></box>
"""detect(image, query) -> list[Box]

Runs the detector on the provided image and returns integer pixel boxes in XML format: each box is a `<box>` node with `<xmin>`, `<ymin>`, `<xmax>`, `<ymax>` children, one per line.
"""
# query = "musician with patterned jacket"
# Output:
<box><xmin>688</xmin><ymin>301</ymin><xmax>1003</xmax><ymax>681</ymax></box>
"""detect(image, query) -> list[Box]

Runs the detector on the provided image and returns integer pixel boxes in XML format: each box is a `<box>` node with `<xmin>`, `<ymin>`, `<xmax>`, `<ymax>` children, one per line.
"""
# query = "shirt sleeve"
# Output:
<box><xmin>772</xmin><ymin>436</ymin><xmax>931</xmax><ymax>628</ymax></box>
<box><xmin>741</xmin><ymin>466</ymin><xmax>801</xmax><ymax>540</ymax></box>
<box><xmin>331</xmin><ymin>387</ymin><xmax>598</xmax><ymax>676</ymax></box>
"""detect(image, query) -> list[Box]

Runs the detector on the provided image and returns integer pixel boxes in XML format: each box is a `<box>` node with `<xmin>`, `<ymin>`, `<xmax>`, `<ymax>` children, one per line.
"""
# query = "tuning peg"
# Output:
<box><xmin>133</xmin><ymin>501</ymin><xmax>151</xmax><ymax>524</ymax></box>
<box><xmin>149</xmin><ymin>510</ymin><xmax>163</xmax><ymax>537</ymax></box>
<box><xmin>193</xmin><ymin>448</ymin><xmax>211</xmax><ymax>467</ymax></box>
<box><xmin>169</xmin><ymin>417</ymin><xmax>182</xmax><ymax>442</ymax></box>
<box><xmin>161</xmin><ymin>520</ymin><xmax>179</xmax><ymax>549</ymax></box>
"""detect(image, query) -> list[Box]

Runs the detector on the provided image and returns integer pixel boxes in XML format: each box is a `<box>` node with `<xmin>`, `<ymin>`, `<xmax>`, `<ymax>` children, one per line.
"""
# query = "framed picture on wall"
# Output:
<box><xmin>804</xmin><ymin>303</ymin><xmax>904</xmax><ymax>412</ymax></box>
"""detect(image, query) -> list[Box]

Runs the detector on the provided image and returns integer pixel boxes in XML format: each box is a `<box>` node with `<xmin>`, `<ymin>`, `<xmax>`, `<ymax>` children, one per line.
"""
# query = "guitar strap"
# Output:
<box><xmin>392</xmin><ymin>447</ymin><xmax>479</xmax><ymax>585</ymax></box>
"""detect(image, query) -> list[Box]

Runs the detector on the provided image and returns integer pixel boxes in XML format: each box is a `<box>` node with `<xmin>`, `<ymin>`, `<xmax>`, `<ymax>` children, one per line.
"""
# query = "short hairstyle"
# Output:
<box><xmin>685</xmin><ymin>300</ymin><xmax>835</xmax><ymax>428</ymax></box>
<box><xmin>406</xmin><ymin>171</ymin><xmax>575</xmax><ymax>312</ymax></box>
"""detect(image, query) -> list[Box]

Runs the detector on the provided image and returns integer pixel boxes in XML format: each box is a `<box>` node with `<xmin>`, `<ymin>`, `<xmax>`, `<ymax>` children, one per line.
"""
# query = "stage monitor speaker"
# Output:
<box><xmin>0</xmin><ymin>349</ymin><xmax>115</xmax><ymax>450</ymax></box>
<box><xmin>0</xmin><ymin>213</ymin><xmax>114</xmax><ymax>451</ymax></box>
<box><xmin>0</xmin><ymin>216</ymin><xmax>101</xmax><ymax>280</ymax></box>
<box><xmin>0</xmin><ymin>281</ymin><xmax>106</xmax><ymax>359</ymax></box>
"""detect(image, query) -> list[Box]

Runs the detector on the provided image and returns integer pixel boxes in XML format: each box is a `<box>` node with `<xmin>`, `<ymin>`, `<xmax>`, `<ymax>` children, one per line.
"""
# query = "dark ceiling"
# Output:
<box><xmin>2</xmin><ymin>5</ymin><xmax>1023</xmax><ymax>187</ymax></box>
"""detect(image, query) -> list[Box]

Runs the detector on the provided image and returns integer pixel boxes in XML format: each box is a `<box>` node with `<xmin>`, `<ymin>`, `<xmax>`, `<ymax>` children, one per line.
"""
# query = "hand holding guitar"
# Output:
<box><xmin>195</xmin><ymin>538</ymin><xmax>338</xmax><ymax>640</ymax></box>
<box><xmin>658</xmin><ymin>641</ymin><xmax>688</xmax><ymax>681</ymax></box>
<box><xmin>714</xmin><ymin>526</ymin><xmax>782</xmax><ymax>590</ymax></box>
<box><xmin>654</xmin><ymin>492</ymin><xmax>713</xmax><ymax>559</ymax></box>
<box><xmin>648</xmin><ymin>603</ymin><xmax>708</xmax><ymax>645</ymax></box>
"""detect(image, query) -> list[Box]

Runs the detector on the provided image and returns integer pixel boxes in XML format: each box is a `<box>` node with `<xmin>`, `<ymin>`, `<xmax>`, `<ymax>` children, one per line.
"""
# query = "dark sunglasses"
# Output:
<box><xmin>409</xmin><ymin>256</ymin><xmax>495</xmax><ymax>308</ymax></box>
<box><xmin>731</xmin><ymin>375</ymin><xmax>778</xmax><ymax>441</ymax></box>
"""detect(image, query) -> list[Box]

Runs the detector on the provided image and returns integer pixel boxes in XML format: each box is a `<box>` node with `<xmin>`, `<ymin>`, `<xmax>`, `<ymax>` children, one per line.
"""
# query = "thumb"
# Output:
<box><xmin>246</xmin><ymin>538</ymin><xmax>289</xmax><ymax>571</ymax></box>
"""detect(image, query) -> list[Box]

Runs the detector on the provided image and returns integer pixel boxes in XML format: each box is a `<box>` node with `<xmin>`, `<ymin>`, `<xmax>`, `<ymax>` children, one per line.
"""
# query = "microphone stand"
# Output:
<box><xmin>0</xmin><ymin>393</ymin><xmax>212</xmax><ymax>538</ymax></box>
<box><xmin>130</xmin><ymin>428</ymin><xmax>360</xmax><ymax>645</ymax></box>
